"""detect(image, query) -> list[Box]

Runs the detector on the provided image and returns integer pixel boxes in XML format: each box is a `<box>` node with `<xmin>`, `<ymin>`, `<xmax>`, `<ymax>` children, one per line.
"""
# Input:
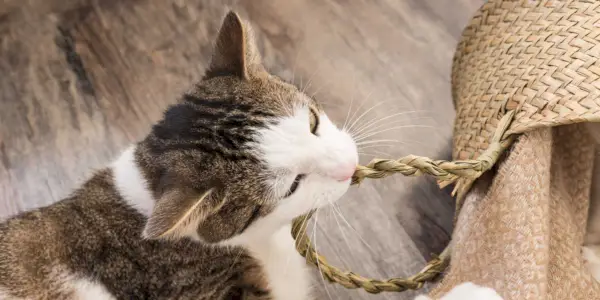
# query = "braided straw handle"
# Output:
<box><xmin>291</xmin><ymin>111</ymin><xmax>515</xmax><ymax>293</ymax></box>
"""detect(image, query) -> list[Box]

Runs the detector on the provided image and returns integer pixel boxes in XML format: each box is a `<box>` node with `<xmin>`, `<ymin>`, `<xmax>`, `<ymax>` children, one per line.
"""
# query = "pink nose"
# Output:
<box><xmin>331</xmin><ymin>164</ymin><xmax>356</xmax><ymax>182</ymax></box>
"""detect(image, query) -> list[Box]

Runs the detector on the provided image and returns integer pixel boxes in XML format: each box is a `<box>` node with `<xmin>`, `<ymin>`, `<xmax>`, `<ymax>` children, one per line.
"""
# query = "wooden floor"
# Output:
<box><xmin>0</xmin><ymin>0</ymin><xmax>482</xmax><ymax>298</ymax></box>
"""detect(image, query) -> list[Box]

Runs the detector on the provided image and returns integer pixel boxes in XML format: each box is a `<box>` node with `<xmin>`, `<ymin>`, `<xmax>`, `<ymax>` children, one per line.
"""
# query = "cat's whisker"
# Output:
<box><xmin>342</xmin><ymin>94</ymin><xmax>356</xmax><ymax>131</ymax></box>
<box><xmin>357</xmin><ymin>139</ymin><xmax>408</xmax><ymax>146</ymax></box>
<box><xmin>372</xmin><ymin>149</ymin><xmax>395</xmax><ymax>157</ymax></box>
<box><xmin>328</xmin><ymin>201</ymin><xmax>355</xmax><ymax>262</ymax></box>
<box><xmin>331</xmin><ymin>203</ymin><xmax>376</xmax><ymax>253</ymax></box>
<box><xmin>309</xmin><ymin>79</ymin><xmax>332</xmax><ymax>98</ymax></box>
<box><xmin>274</xmin><ymin>93</ymin><xmax>292</xmax><ymax>117</ymax></box>
<box><xmin>358</xmin><ymin>144</ymin><xmax>405</xmax><ymax>153</ymax></box>
<box><xmin>296</xmin><ymin>212</ymin><xmax>315</xmax><ymax>249</ymax></box>
<box><xmin>357</xmin><ymin>141</ymin><xmax>404</xmax><ymax>148</ymax></box>
<box><xmin>359</xmin><ymin>149</ymin><xmax>395</xmax><ymax>158</ymax></box>
<box><xmin>354</xmin><ymin>124</ymin><xmax>434</xmax><ymax>142</ymax></box>
<box><xmin>343</xmin><ymin>93</ymin><xmax>373</xmax><ymax>132</ymax></box>
<box><xmin>301</xmin><ymin>64</ymin><xmax>324</xmax><ymax>95</ymax></box>
<box><xmin>357</xmin><ymin>136</ymin><xmax>429</xmax><ymax>148</ymax></box>
<box><xmin>358</xmin><ymin>151</ymin><xmax>386</xmax><ymax>158</ymax></box>
<box><xmin>349</xmin><ymin>118</ymin><xmax>381</xmax><ymax>139</ymax></box>
<box><xmin>291</xmin><ymin>49</ymin><xmax>300</xmax><ymax>85</ymax></box>
<box><xmin>308</xmin><ymin>71</ymin><xmax>335</xmax><ymax>100</ymax></box>
<box><xmin>296</xmin><ymin>197</ymin><xmax>323</xmax><ymax>260</ymax></box>
<box><xmin>352</xmin><ymin>116</ymin><xmax>431</xmax><ymax>140</ymax></box>
<box><xmin>359</xmin><ymin>143</ymin><xmax>400</xmax><ymax>148</ymax></box>
<box><xmin>345</xmin><ymin>92</ymin><xmax>379</xmax><ymax>133</ymax></box>
<box><xmin>358</xmin><ymin>143</ymin><xmax>408</xmax><ymax>151</ymax></box>
<box><xmin>324</xmin><ymin>208</ymin><xmax>351</xmax><ymax>270</ymax></box>
<box><xmin>347</xmin><ymin>104</ymin><xmax>431</xmax><ymax>137</ymax></box>
<box><xmin>352</xmin><ymin>112</ymin><xmax>431</xmax><ymax>140</ymax></box>
<box><xmin>312</xmin><ymin>207</ymin><xmax>334</xmax><ymax>300</ymax></box>
<box><xmin>353</xmin><ymin>120</ymin><xmax>432</xmax><ymax>144</ymax></box>
<box><xmin>351</xmin><ymin>110</ymin><xmax>424</xmax><ymax>138</ymax></box>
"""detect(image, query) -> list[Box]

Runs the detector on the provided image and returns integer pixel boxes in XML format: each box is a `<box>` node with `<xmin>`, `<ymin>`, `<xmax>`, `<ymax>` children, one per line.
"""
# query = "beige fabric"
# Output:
<box><xmin>430</xmin><ymin>124</ymin><xmax>600</xmax><ymax>299</ymax></box>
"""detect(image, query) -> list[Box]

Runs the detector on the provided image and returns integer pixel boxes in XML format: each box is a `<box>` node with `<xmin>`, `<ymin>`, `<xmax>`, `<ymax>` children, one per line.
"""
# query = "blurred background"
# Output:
<box><xmin>0</xmin><ymin>0</ymin><xmax>481</xmax><ymax>299</ymax></box>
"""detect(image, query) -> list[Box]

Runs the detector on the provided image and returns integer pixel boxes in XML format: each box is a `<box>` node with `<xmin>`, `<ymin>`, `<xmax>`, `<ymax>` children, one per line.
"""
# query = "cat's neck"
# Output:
<box><xmin>111</xmin><ymin>146</ymin><xmax>155</xmax><ymax>217</ymax></box>
<box><xmin>110</xmin><ymin>146</ymin><xmax>288</xmax><ymax>247</ymax></box>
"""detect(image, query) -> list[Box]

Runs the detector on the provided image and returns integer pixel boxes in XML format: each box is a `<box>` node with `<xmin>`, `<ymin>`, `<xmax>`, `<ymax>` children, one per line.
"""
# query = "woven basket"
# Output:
<box><xmin>292</xmin><ymin>0</ymin><xmax>600</xmax><ymax>294</ymax></box>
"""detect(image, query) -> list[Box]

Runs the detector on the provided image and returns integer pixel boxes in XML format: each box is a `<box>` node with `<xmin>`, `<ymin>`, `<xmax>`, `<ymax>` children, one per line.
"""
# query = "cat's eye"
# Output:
<box><xmin>309</xmin><ymin>109</ymin><xmax>319</xmax><ymax>135</ymax></box>
<box><xmin>285</xmin><ymin>174</ymin><xmax>305</xmax><ymax>197</ymax></box>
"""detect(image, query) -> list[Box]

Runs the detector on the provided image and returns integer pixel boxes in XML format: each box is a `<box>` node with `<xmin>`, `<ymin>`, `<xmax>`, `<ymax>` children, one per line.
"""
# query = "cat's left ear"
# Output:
<box><xmin>206</xmin><ymin>11</ymin><xmax>263</xmax><ymax>79</ymax></box>
<box><xmin>142</xmin><ymin>185</ymin><xmax>223</xmax><ymax>240</ymax></box>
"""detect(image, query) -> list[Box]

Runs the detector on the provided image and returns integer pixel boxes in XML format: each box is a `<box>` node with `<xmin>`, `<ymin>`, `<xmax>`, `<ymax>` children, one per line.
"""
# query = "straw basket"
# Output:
<box><xmin>291</xmin><ymin>0</ymin><xmax>600</xmax><ymax>293</ymax></box>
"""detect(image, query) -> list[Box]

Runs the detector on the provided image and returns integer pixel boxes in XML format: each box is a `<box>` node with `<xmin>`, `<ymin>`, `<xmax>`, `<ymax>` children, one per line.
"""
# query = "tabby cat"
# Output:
<box><xmin>0</xmin><ymin>11</ymin><xmax>358</xmax><ymax>300</ymax></box>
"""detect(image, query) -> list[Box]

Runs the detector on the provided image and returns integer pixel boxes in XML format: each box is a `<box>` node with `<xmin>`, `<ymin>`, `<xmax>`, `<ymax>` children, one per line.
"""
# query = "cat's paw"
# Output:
<box><xmin>414</xmin><ymin>282</ymin><xmax>503</xmax><ymax>300</ymax></box>
<box><xmin>583</xmin><ymin>245</ymin><xmax>600</xmax><ymax>282</ymax></box>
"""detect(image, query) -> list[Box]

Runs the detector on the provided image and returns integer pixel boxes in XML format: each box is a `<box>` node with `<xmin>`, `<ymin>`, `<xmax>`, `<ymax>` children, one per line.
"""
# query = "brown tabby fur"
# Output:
<box><xmin>0</xmin><ymin>170</ymin><xmax>267</xmax><ymax>299</ymax></box>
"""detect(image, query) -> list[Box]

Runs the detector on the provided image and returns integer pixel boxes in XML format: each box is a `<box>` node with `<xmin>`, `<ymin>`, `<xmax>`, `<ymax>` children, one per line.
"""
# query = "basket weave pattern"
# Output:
<box><xmin>292</xmin><ymin>0</ymin><xmax>600</xmax><ymax>294</ymax></box>
<box><xmin>452</xmin><ymin>0</ymin><xmax>600</xmax><ymax>161</ymax></box>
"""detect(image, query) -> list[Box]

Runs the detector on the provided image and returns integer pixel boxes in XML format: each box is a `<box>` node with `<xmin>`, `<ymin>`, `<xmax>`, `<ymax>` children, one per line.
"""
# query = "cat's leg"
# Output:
<box><xmin>247</xmin><ymin>224</ymin><xmax>312</xmax><ymax>300</ymax></box>
<box><xmin>414</xmin><ymin>282</ymin><xmax>503</xmax><ymax>300</ymax></box>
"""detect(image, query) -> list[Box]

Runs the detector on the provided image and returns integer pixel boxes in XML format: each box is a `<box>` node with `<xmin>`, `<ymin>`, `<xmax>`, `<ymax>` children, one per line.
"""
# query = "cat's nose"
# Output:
<box><xmin>332</xmin><ymin>164</ymin><xmax>356</xmax><ymax>182</ymax></box>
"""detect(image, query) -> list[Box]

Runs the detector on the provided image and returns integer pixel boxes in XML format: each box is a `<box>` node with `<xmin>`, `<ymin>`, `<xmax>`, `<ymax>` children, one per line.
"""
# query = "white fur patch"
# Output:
<box><xmin>50</xmin><ymin>266</ymin><xmax>116</xmax><ymax>300</ymax></box>
<box><xmin>414</xmin><ymin>282</ymin><xmax>503</xmax><ymax>300</ymax></box>
<box><xmin>255</xmin><ymin>105</ymin><xmax>357</xmax><ymax>182</ymax></box>
<box><xmin>112</xmin><ymin>146</ymin><xmax>154</xmax><ymax>217</ymax></box>
<box><xmin>70</xmin><ymin>277</ymin><xmax>116</xmax><ymax>300</ymax></box>
<box><xmin>245</xmin><ymin>224</ymin><xmax>312</xmax><ymax>300</ymax></box>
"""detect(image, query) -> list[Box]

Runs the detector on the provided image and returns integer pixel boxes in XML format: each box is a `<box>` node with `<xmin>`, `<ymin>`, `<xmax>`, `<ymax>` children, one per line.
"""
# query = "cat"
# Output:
<box><xmin>0</xmin><ymin>11</ymin><xmax>358</xmax><ymax>300</ymax></box>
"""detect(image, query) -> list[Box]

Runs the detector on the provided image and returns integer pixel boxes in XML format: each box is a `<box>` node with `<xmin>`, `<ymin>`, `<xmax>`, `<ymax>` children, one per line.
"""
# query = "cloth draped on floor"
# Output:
<box><xmin>430</xmin><ymin>125</ymin><xmax>600</xmax><ymax>299</ymax></box>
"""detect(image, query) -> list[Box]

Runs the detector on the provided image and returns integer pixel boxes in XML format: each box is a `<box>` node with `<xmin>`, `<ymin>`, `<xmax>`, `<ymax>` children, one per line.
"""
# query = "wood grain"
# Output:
<box><xmin>0</xmin><ymin>0</ymin><xmax>482</xmax><ymax>298</ymax></box>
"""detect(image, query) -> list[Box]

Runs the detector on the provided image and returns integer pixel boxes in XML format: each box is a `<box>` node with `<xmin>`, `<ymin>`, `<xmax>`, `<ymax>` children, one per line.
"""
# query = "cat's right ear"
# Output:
<box><xmin>142</xmin><ymin>187</ymin><xmax>223</xmax><ymax>240</ymax></box>
<box><xmin>206</xmin><ymin>11</ymin><xmax>263</xmax><ymax>79</ymax></box>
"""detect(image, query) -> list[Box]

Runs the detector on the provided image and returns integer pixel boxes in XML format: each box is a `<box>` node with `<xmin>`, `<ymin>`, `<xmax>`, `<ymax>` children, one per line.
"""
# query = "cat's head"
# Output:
<box><xmin>138</xmin><ymin>11</ymin><xmax>357</xmax><ymax>245</ymax></box>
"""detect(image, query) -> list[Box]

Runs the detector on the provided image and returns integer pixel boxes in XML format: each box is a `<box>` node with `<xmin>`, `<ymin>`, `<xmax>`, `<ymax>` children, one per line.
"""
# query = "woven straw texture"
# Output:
<box><xmin>452</xmin><ymin>0</ymin><xmax>600</xmax><ymax>161</ymax></box>
<box><xmin>292</xmin><ymin>0</ymin><xmax>600</xmax><ymax>295</ymax></box>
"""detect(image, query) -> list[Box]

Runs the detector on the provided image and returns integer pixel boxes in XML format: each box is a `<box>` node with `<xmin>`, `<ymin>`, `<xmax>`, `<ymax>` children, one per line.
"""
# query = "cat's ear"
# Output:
<box><xmin>206</xmin><ymin>11</ymin><xmax>263</xmax><ymax>79</ymax></box>
<box><xmin>142</xmin><ymin>187</ymin><xmax>222</xmax><ymax>240</ymax></box>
